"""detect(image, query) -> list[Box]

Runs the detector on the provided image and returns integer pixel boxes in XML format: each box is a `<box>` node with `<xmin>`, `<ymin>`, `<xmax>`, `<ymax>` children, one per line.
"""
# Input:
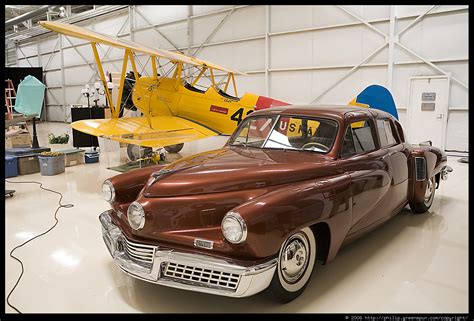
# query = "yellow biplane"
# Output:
<box><xmin>38</xmin><ymin>21</ymin><xmax>288</xmax><ymax>154</ymax></box>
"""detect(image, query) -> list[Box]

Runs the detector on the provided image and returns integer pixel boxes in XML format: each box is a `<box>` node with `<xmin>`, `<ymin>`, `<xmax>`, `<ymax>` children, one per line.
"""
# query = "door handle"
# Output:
<box><xmin>436</xmin><ymin>114</ymin><xmax>443</xmax><ymax>119</ymax></box>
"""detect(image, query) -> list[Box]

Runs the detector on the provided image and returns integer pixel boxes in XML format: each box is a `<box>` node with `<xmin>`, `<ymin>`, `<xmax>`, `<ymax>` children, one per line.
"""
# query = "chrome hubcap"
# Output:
<box><xmin>424</xmin><ymin>178</ymin><xmax>434</xmax><ymax>205</ymax></box>
<box><xmin>280</xmin><ymin>233</ymin><xmax>309</xmax><ymax>284</ymax></box>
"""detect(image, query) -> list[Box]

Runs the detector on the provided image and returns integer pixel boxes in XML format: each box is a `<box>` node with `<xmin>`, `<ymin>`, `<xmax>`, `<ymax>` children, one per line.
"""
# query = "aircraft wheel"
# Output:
<box><xmin>126</xmin><ymin>144</ymin><xmax>153</xmax><ymax>161</ymax></box>
<box><xmin>164</xmin><ymin>143</ymin><xmax>184</xmax><ymax>154</ymax></box>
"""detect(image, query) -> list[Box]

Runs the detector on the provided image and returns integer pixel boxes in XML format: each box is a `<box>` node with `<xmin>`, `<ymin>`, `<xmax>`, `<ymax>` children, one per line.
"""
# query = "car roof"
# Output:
<box><xmin>250</xmin><ymin>104</ymin><xmax>395</xmax><ymax>121</ymax></box>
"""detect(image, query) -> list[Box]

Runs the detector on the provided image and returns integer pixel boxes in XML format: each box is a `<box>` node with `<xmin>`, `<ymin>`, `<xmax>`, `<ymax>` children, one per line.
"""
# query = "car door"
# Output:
<box><xmin>376</xmin><ymin>118</ymin><xmax>410</xmax><ymax>210</ymax></box>
<box><xmin>337</xmin><ymin>117</ymin><xmax>392</xmax><ymax>234</ymax></box>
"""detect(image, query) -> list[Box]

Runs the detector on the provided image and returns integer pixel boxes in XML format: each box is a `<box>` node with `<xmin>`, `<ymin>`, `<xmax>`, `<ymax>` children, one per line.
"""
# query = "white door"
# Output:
<box><xmin>407</xmin><ymin>77</ymin><xmax>449</xmax><ymax>150</ymax></box>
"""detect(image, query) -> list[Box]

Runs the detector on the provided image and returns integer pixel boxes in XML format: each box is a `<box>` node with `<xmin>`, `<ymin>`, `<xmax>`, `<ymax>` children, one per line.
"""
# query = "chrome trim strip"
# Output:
<box><xmin>99</xmin><ymin>210</ymin><xmax>277</xmax><ymax>298</ymax></box>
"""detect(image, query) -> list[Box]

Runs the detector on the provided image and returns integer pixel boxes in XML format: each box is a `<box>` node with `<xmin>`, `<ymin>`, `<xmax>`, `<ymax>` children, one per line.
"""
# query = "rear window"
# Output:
<box><xmin>377</xmin><ymin>119</ymin><xmax>397</xmax><ymax>147</ymax></box>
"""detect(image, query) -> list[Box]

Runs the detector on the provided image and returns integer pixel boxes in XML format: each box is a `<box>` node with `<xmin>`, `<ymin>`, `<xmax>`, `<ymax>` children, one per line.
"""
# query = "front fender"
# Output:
<box><xmin>109</xmin><ymin>164</ymin><xmax>165</xmax><ymax>206</ymax></box>
<box><xmin>233</xmin><ymin>174</ymin><xmax>351</xmax><ymax>258</ymax></box>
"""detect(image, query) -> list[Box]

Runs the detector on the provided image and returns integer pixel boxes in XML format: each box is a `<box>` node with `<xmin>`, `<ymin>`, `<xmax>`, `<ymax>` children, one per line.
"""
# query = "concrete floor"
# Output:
<box><xmin>5</xmin><ymin>122</ymin><xmax>468</xmax><ymax>313</ymax></box>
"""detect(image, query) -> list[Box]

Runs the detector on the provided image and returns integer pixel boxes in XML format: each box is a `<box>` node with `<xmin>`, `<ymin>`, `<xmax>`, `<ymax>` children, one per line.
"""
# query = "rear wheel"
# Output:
<box><xmin>266</xmin><ymin>227</ymin><xmax>316</xmax><ymax>303</ymax></box>
<box><xmin>409</xmin><ymin>176</ymin><xmax>436</xmax><ymax>214</ymax></box>
<box><xmin>164</xmin><ymin>143</ymin><xmax>184</xmax><ymax>154</ymax></box>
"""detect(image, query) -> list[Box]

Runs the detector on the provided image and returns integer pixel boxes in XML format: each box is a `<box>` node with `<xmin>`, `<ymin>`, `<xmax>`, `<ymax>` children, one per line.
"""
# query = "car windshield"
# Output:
<box><xmin>229</xmin><ymin>115</ymin><xmax>338</xmax><ymax>153</ymax></box>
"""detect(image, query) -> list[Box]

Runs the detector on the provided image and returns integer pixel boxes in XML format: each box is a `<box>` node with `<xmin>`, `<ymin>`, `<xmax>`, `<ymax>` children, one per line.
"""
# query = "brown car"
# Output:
<box><xmin>99</xmin><ymin>105</ymin><xmax>453</xmax><ymax>302</ymax></box>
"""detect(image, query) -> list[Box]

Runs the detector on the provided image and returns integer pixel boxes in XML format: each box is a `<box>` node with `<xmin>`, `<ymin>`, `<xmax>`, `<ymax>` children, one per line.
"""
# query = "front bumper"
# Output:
<box><xmin>99</xmin><ymin>210</ymin><xmax>277</xmax><ymax>298</ymax></box>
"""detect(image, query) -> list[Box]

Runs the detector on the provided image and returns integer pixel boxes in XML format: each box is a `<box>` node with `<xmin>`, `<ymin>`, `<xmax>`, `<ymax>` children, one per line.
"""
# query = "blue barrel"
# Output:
<box><xmin>5</xmin><ymin>156</ymin><xmax>18</xmax><ymax>178</ymax></box>
<box><xmin>85</xmin><ymin>151</ymin><xmax>99</xmax><ymax>164</ymax></box>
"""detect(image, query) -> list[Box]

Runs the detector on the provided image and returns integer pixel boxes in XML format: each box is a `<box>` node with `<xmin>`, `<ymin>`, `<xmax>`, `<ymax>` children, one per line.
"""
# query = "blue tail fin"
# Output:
<box><xmin>349</xmin><ymin>85</ymin><xmax>399</xmax><ymax>120</ymax></box>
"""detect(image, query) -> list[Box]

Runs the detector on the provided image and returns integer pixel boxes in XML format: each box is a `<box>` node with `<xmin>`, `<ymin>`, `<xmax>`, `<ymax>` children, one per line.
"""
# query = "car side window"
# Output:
<box><xmin>350</xmin><ymin>120</ymin><xmax>376</xmax><ymax>153</ymax></box>
<box><xmin>376</xmin><ymin>119</ymin><xmax>398</xmax><ymax>147</ymax></box>
<box><xmin>384</xmin><ymin>120</ymin><xmax>397</xmax><ymax>145</ymax></box>
<box><xmin>341</xmin><ymin>126</ymin><xmax>356</xmax><ymax>157</ymax></box>
<box><xmin>341</xmin><ymin>119</ymin><xmax>376</xmax><ymax>157</ymax></box>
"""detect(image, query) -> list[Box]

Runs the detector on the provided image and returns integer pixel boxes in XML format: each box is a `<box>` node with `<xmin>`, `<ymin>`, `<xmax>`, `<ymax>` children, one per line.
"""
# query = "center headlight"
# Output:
<box><xmin>221</xmin><ymin>212</ymin><xmax>247</xmax><ymax>244</ymax></box>
<box><xmin>127</xmin><ymin>201</ymin><xmax>145</xmax><ymax>230</ymax></box>
<box><xmin>102</xmin><ymin>180</ymin><xmax>115</xmax><ymax>203</ymax></box>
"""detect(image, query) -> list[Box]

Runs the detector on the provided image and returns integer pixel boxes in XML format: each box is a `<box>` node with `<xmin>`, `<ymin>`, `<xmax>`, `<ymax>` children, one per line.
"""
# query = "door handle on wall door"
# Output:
<box><xmin>436</xmin><ymin>114</ymin><xmax>443</xmax><ymax>119</ymax></box>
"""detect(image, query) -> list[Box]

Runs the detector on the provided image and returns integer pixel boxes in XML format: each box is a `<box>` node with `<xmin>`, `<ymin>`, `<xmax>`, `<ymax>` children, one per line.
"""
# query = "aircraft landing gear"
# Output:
<box><xmin>126</xmin><ymin>144</ymin><xmax>153</xmax><ymax>161</ymax></box>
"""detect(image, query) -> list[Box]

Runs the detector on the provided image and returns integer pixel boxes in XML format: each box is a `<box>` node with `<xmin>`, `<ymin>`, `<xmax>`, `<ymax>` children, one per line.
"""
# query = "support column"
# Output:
<box><xmin>59</xmin><ymin>35</ymin><xmax>66</xmax><ymax>120</ymax></box>
<box><xmin>387</xmin><ymin>5</ymin><xmax>396</xmax><ymax>91</ymax></box>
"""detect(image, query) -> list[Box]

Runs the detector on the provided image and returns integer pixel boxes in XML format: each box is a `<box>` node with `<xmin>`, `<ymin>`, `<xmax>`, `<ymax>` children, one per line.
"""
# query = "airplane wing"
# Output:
<box><xmin>38</xmin><ymin>21</ymin><xmax>246</xmax><ymax>75</ymax></box>
<box><xmin>71</xmin><ymin>116</ymin><xmax>219</xmax><ymax>148</ymax></box>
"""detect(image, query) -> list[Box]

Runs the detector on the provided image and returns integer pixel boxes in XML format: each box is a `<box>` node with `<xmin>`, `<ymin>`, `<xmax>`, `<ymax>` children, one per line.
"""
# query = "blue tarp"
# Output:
<box><xmin>13</xmin><ymin>75</ymin><xmax>46</xmax><ymax>117</ymax></box>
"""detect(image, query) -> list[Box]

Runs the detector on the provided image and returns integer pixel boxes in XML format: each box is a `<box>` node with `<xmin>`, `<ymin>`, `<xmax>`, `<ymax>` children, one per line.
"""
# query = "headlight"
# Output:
<box><xmin>127</xmin><ymin>201</ymin><xmax>145</xmax><ymax>230</ymax></box>
<box><xmin>221</xmin><ymin>212</ymin><xmax>247</xmax><ymax>244</ymax></box>
<box><xmin>102</xmin><ymin>180</ymin><xmax>115</xmax><ymax>203</ymax></box>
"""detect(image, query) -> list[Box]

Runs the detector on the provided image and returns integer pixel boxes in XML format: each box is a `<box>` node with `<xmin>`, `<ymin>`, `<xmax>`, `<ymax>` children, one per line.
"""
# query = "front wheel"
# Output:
<box><xmin>266</xmin><ymin>227</ymin><xmax>316</xmax><ymax>303</ymax></box>
<box><xmin>409</xmin><ymin>176</ymin><xmax>436</xmax><ymax>214</ymax></box>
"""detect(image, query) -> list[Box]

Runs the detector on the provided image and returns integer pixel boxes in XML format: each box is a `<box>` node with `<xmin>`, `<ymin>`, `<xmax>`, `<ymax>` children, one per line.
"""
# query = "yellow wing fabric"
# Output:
<box><xmin>71</xmin><ymin>116</ymin><xmax>218</xmax><ymax>148</ymax></box>
<box><xmin>38</xmin><ymin>21</ymin><xmax>245</xmax><ymax>75</ymax></box>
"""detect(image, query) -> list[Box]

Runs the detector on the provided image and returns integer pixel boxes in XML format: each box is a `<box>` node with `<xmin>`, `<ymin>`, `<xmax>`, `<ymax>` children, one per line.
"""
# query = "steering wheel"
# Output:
<box><xmin>301</xmin><ymin>142</ymin><xmax>329</xmax><ymax>151</ymax></box>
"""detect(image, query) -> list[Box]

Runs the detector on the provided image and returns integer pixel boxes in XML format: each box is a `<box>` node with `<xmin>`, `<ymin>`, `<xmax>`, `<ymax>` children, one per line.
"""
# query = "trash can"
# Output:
<box><xmin>5</xmin><ymin>156</ymin><xmax>18</xmax><ymax>178</ymax></box>
<box><xmin>38</xmin><ymin>153</ymin><xmax>65</xmax><ymax>176</ymax></box>
<box><xmin>85</xmin><ymin>151</ymin><xmax>99</xmax><ymax>164</ymax></box>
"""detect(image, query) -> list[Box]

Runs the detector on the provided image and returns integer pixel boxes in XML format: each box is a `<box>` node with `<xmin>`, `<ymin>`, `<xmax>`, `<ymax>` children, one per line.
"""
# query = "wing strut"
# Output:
<box><xmin>91</xmin><ymin>42</ymin><xmax>115</xmax><ymax>116</ymax></box>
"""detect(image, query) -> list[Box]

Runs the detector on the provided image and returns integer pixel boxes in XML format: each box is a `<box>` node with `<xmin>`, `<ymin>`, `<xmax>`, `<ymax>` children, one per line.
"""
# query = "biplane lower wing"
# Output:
<box><xmin>71</xmin><ymin>116</ymin><xmax>219</xmax><ymax>148</ymax></box>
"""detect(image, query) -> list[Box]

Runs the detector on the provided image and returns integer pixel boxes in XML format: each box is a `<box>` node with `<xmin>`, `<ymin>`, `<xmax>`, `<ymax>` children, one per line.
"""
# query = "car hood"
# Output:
<box><xmin>143</xmin><ymin>146</ymin><xmax>337</xmax><ymax>197</ymax></box>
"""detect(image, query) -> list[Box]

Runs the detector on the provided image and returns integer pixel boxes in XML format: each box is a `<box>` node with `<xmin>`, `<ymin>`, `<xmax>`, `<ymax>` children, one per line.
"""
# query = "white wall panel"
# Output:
<box><xmin>62</xmin><ymin>45</ymin><xmax>94</xmax><ymax>67</ymax></box>
<box><xmin>271</xmin><ymin>71</ymin><xmax>313</xmax><ymax>104</ymax></box>
<box><xmin>135</xmin><ymin>5</ymin><xmax>187</xmax><ymax>28</ymax></box>
<box><xmin>18</xmin><ymin>57</ymin><xmax>39</xmax><ymax>67</ymax></box>
<box><xmin>270</xmin><ymin>6</ymin><xmax>313</xmax><ymax>33</ymax></box>
<box><xmin>235</xmin><ymin>73</ymin><xmax>265</xmax><ymax>96</ymax></box>
<box><xmin>45</xmin><ymin>88</ymin><xmax>63</xmax><ymax>105</ymax></box>
<box><xmin>211</xmin><ymin>6</ymin><xmax>265</xmax><ymax>43</ymax></box>
<box><xmin>445</xmin><ymin>111</ymin><xmax>468</xmax><ymax>151</ymax></box>
<box><xmin>18</xmin><ymin>43</ymin><xmax>38</xmax><ymax>58</ymax></box>
<box><xmin>64</xmin><ymin>66</ymin><xmax>94</xmax><ymax>86</ymax></box>
<box><xmin>198</xmin><ymin>39</ymin><xmax>265</xmax><ymax>72</ymax></box>
<box><xmin>41</xmin><ymin>53</ymin><xmax>61</xmax><ymax>70</ymax></box>
<box><xmin>134</xmin><ymin>29</ymin><xmax>171</xmax><ymax>51</ymax></box>
<box><xmin>193</xmin><ymin>5</ymin><xmax>234</xmax><ymax>16</ymax></box>
<box><xmin>271</xmin><ymin>33</ymin><xmax>313</xmax><ymax>69</ymax></box>
<box><xmin>417</xmin><ymin>12</ymin><xmax>468</xmax><ymax>61</ymax></box>
<box><xmin>192</xmin><ymin>13</ymin><xmax>226</xmax><ymax>46</ymax></box>
<box><xmin>40</xmin><ymin>36</ymin><xmax>60</xmax><ymax>54</ymax></box>
<box><xmin>44</xmin><ymin>70</ymin><xmax>62</xmax><ymax>87</ymax></box>
<box><xmin>158</xmin><ymin>21</ymin><xmax>190</xmax><ymax>49</ymax></box>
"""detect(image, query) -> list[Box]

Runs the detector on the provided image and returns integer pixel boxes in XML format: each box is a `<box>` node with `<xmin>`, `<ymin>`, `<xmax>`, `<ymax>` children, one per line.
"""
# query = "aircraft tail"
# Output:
<box><xmin>349</xmin><ymin>85</ymin><xmax>399</xmax><ymax>120</ymax></box>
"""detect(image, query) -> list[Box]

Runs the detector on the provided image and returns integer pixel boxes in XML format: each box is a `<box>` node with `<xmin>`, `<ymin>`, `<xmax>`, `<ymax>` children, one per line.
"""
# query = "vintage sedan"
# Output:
<box><xmin>99</xmin><ymin>105</ymin><xmax>453</xmax><ymax>302</ymax></box>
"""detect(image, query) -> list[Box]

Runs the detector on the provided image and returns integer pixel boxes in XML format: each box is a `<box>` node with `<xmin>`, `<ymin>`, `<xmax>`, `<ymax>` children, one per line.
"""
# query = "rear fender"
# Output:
<box><xmin>410</xmin><ymin>146</ymin><xmax>447</xmax><ymax>203</ymax></box>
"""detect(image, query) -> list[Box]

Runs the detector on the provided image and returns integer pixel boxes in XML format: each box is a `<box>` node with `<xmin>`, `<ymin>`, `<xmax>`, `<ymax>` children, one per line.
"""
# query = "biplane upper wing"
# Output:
<box><xmin>38</xmin><ymin>21</ymin><xmax>246</xmax><ymax>75</ymax></box>
<box><xmin>71</xmin><ymin>116</ymin><xmax>218</xmax><ymax>148</ymax></box>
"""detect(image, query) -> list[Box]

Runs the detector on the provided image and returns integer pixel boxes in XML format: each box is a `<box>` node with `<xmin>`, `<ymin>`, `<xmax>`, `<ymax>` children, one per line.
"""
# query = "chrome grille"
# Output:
<box><xmin>164</xmin><ymin>262</ymin><xmax>241</xmax><ymax>291</ymax></box>
<box><xmin>123</xmin><ymin>237</ymin><xmax>155</xmax><ymax>264</ymax></box>
<box><xmin>415</xmin><ymin>157</ymin><xmax>426</xmax><ymax>181</ymax></box>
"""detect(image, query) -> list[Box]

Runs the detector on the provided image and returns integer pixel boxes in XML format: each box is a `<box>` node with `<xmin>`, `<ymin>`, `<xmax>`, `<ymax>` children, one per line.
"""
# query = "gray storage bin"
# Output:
<box><xmin>38</xmin><ymin>154</ymin><xmax>65</xmax><ymax>176</ymax></box>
